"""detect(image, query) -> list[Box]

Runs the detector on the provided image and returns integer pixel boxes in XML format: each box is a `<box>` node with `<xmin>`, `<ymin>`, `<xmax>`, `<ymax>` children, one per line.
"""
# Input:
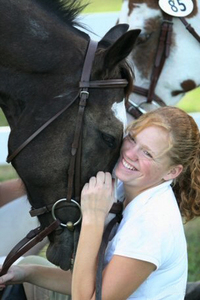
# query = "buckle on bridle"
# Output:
<box><xmin>80</xmin><ymin>90</ymin><xmax>89</xmax><ymax>98</ymax></box>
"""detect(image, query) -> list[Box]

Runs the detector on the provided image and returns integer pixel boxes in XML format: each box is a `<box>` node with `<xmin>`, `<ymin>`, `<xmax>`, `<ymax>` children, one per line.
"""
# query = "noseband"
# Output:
<box><xmin>127</xmin><ymin>12</ymin><xmax>200</xmax><ymax>118</ymax></box>
<box><xmin>0</xmin><ymin>39</ymin><xmax>126</xmax><ymax>279</ymax></box>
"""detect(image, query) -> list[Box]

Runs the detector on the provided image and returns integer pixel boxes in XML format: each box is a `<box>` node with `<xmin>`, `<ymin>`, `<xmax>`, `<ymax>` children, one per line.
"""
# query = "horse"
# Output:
<box><xmin>0</xmin><ymin>0</ymin><xmax>141</xmax><ymax>271</ymax></box>
<box><xmin>118</xmin><ymin>0</ymin><xmax>200</xmax><ymax>117</ymax></box>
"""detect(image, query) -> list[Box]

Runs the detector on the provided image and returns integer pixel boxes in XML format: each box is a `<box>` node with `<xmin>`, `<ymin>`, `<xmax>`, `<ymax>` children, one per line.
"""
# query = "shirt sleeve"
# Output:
<box><xmin>113</xmin><ymin>212</ymin><xmax>173</xmax><ymax>269</ymax></box>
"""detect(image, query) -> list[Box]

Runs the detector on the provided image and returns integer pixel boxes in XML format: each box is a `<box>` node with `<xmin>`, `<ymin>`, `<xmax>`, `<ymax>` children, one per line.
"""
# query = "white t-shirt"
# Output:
<box><xmin>104</xmin><ymin>180</ymin><xmax>188</xmax><ymax>300</ymax></box>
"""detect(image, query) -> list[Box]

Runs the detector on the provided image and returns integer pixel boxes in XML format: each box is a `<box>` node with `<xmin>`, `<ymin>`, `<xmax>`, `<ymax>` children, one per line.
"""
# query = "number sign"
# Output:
<box><xmin>159</xmin><ymin>0</ymin><xmax>194</xmax><ymax>17</ymax></box>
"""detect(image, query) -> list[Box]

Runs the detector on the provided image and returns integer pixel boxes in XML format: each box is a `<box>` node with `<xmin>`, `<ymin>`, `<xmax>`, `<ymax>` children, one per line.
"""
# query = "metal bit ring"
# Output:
<box><xmin>52</xmin><ymin>198</ymin><xmax>82</xmax><ymax>228</ymax></box>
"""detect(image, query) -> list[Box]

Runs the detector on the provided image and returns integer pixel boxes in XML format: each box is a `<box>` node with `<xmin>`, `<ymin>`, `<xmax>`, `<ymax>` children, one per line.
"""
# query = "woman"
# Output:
<box><xmin>0</xmin><ymin>178</ymin><xmax>25</xmax><ymax>208</ymax></box>
<box><xmin>0</xmin><ymin>106</ymin><xmax>200</xmax><ymax>300</ymax></box>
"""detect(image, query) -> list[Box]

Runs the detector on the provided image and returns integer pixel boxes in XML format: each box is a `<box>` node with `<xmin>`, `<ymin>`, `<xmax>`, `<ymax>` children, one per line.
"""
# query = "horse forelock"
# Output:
<box><xmin>34</xmin><ymin>0</ymin><xmax>87</xmax><ymax>27</ymax></box>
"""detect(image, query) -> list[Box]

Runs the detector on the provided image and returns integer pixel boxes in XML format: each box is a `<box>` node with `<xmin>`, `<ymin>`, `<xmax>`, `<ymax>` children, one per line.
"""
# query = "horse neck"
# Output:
<box><xmin>0</xmin><ymin>22</ymin><xmax>88</xmax><ymax>129</ymax></box>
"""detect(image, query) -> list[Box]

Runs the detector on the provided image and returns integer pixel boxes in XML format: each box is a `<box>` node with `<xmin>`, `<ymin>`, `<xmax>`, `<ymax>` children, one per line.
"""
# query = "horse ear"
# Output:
<box><xmin>99</xmin><ymin>24</ymin><xmax>129</xmax><ymax>47</ymax></box>
<box><xmin>102</xmin><ymin>29</ymin><xmax>141</xmax><ymax>71</ymax></box>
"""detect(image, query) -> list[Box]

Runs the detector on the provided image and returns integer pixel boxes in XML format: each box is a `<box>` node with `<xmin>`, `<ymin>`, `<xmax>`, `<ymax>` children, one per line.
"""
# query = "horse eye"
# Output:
<box><xmin>101</xmin><ymin>133</ymin><xmax>116</xmax><ymax>148</ymax></box>
<box><xmin>137</xmin><ymin>32</ymin><xmax>152</xmax><ymax>44</ymax></box>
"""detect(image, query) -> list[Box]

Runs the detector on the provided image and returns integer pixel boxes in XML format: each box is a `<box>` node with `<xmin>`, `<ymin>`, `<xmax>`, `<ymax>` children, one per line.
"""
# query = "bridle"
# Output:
<box><xmin>0</xmin><ymin>39</ymin><xmax>127</xmax><ymax>290</ymax></box>
<box><xmin>126</xmin><ymin>12</ymin><xmax>200</xmax><ymax>119</ymax></box>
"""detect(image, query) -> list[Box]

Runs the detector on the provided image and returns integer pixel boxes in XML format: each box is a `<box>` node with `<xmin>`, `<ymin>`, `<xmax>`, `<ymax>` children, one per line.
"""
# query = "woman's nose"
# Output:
<box><xmin>126</xmin><ymin>144</ymin><xmax>139</xmax><ymax>161</ymax></box>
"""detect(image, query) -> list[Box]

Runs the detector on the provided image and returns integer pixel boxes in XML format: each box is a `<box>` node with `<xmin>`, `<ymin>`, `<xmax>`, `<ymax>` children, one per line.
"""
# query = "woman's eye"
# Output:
<box><xmin>128</xmin><ymin>134</ymin><xmax>135</xmax><ymax>143</ymax></box>
<box><xmin>143</xmin><ymin>150</ymin><xmax>153</xmax><ymax>159</ymax></box>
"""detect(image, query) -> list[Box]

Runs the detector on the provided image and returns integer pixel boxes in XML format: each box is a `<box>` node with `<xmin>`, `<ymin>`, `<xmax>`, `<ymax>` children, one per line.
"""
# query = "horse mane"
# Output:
<box><xmin>34</xmin><ymin>0</ymin><xmax>88</xmax><ymax>27</ymax></box>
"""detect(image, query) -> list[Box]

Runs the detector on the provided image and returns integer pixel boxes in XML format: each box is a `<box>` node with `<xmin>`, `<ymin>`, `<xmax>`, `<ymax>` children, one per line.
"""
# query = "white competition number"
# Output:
<box><xmin>159</xmin><ymin>0</ymin><xmax>194</xmax><ymax>17</ymax></box>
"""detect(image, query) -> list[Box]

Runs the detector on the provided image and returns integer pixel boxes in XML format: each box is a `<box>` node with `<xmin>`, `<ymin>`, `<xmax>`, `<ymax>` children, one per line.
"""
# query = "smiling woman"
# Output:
<box><xmin>71</xmin><ymin>106</ymin><xmax>200</xmax><ymax>300</ymax></box>
<box><xmin>116</xmin><ymin>125</ymin><xmax>178</xmax><ymax>201</ymax></box>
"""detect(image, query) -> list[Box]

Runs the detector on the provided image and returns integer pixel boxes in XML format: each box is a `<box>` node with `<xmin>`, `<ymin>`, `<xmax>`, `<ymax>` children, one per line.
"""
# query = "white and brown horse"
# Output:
<box><xmin>118</xmin><ymin>0</ymin><xmax>200</xmax><ymax>117</ymax></box>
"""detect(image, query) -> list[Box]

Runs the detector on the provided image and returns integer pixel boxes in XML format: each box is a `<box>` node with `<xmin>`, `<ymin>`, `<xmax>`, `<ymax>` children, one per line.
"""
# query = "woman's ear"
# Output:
<box><xmin>163</xmin><ymin>165</ymin><xmax>183</xmax><ymax>181</ymax></box>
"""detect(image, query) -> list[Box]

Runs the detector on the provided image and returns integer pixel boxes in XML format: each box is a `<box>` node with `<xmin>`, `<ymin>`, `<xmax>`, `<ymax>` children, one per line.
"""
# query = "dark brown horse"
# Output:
<box><xmin>0</xmin><ymin>0</ymin><xmax>140</xmax><ymax>270</ymax></box>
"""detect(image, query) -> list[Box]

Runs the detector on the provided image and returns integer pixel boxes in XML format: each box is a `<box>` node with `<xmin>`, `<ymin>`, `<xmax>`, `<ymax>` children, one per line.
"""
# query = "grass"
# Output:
<box><xmin>82</xmin><ymin>0</ymin><xmax>122</xmax><ymax>13</ymax></box>
<box><xmin>185</xmin><ymin>218</ymin><xmax>200</xmax><ymax>281</ymax></box>
<box><xmin>0</xmin><ymin>0</ymin><xmax>200</xmax><ymax>282</ymax></box>
<box><xmin>177</xmin><ymin>88</ymin><xmax>200</xmax><ymax>112</ymax></box>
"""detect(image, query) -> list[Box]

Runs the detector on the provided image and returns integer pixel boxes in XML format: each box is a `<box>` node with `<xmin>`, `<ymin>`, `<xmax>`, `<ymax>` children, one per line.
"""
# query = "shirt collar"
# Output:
<box><xmin>121</xmin><ymin>180</ymin><xmax>173</xmax><ymax>215</ymax></box>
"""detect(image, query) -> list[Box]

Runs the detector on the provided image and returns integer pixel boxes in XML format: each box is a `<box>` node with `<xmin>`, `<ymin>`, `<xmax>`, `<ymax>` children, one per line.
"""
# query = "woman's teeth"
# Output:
<box><xmin>122</xmin><ymin>159</ymin><xmax>136</xmax><ymax>170</ymax></box>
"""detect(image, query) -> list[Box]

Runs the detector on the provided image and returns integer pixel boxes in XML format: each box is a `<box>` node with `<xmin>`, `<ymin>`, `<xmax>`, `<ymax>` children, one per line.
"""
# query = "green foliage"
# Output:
<box><xmin>184</xmin><ymin>218</ymin><xmax>200</xmax><ymax>281</ymax></box>
<box><xmin>177</xmin><ymin>88</ymin><xmax>200</xmax><ymax>112</ymax></box>
<box><xmin>0</xmin><ymin>109</ymin><xmax>7</xmax><ymax>126</ymax></box>
<box><xmin>82</xmin><ymin>0</ymin><xmax>122</xmax><ymax>13</ymax></box>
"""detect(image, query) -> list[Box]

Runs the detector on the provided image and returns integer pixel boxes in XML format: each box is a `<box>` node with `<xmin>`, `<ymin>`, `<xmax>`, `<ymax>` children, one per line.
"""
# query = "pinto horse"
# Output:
<box><xmin>0</xmin><ymin>0</ymin><xmax>141</xmax><ymax>270</ymax></box>
<box><xmin>118</xmin><ymin>0</ymin><xmax>200</xmax><ymax>117</ymax></box>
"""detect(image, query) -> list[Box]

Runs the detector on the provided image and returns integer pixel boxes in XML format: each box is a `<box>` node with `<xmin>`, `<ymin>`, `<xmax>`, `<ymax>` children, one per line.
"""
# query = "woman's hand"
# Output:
<box><xmin>81</xmin><ymin>171</ymin><xmax>115</xmax><ymax>221</ymax></box>
<box><xmin>0</xmin><ymin>265</ymin><xmax>27</xmax><ymax>290</ymax></box>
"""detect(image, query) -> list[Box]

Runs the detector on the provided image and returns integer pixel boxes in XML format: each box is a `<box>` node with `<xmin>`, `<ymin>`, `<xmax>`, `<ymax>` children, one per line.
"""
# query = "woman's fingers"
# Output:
<box><xmin>0</xmin><ymin>265</ymin><xmax>26</xmax><ymax>287</ymax></box>
<box><xmin>96</xmin><ymin>171</ymin><xmax>112</xmax><ymax>187</ymax></box>
<box><xmin>88</xmin><ymin>176</ymin><xmax>97</xmax><ymax>187</ymax></box>
<box><xmin>0</xmin><ymin>272</ymin><xmax>14</xmax><ymax>285</ymax></box>
<box><xmin>80</xmin><ymin>171</ymin><xmax>115</xmax><ymax>218</ymax></box>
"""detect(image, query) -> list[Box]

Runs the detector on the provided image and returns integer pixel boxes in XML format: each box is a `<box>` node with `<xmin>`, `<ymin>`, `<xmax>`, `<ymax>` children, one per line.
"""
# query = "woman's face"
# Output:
<box><xmin>115</xmin><ymin>125</ymin><xmax>173</xmax><ymax>197</ymax></box>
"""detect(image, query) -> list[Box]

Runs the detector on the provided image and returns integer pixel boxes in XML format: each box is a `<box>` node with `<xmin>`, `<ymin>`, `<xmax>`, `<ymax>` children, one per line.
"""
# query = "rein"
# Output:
<box><xmin>0</xmin><ymin>38</ymin><xmax>127</xmax><ymax>299</ymax></box>
<box><xmin>127</xmin><ymin>13</ymin><xmax>200</xmax><ymax>118</ymax></box>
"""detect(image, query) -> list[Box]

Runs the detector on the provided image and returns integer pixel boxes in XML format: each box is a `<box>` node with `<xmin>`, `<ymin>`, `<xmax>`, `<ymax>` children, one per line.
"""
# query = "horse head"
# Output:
<box><xmin>0</xmin><ymin>0</ymin><xmax>140</xmax><ymax>270</ymax></box>
<box><xmin>118</xmin><ymin>0</ymin><xmax>200</xmax><ymax>113</ymax></box>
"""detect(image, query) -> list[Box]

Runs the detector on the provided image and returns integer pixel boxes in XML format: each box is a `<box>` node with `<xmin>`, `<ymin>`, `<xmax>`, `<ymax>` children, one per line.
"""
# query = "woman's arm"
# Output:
<box><xmin>0</xmin><ymin>178</ymin><xmax>26</xmax><ymax>207</ymax></box>
<box><xmin>0</xmin><ymin>264</ymin><xmax>72</xmax><ymax>295</ymax></box>
<box><xmin>72</xmin><ymin>171</ymin><xmax>156</xmax><ymax>300</ymax></box>
<box><xmin>100</xmin><ymin>256</ymin><xmax>155</xmax><ymax>300</ymax></box>
<box><xmin>72</xmin><ymin>171</ymin><xmax>114</xmax><ymax>299</ymax></box>
<box><xmin>72</xmin><ymin>210</ymin><xmax>105</xmax><ymax>299</ymax></box>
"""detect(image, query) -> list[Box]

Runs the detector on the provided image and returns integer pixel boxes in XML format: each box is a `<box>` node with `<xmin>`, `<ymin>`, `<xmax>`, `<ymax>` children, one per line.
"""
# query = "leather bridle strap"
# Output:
<box><xmin>0</xmin><ymin>220</ymin><xmax>60</xmax><ymax>277</ymax></box>
<box><xmin>179</xmin><ymin>17</ymin><xmax>200</xmax><ymax>43</ymax></box>
<box><xmin>29</xmin><ymin>200</ymin><xmax>123</xmax><ymax>217</ymax></box>
<box><xmin>6</xmin><ymin>92</ymin><xmax>80</xmax><ymax>163</ymax></box>
<box><xmin>147</xmin><ymin>13</ymin><xmax>173</xmax><ymax>103</ymax></box>
<box><xmin>125</xmin><ymin>85</ymin><xmax>166</xmax><ymax>119</ymax></box>
<box><xmin>79</xmin><ymin>79</ymin><xmax>129</xmax><ymax>88</ymax></box>
<box><xmin>127</xmin><ymin>14</ymin><xmax>172</xmax><ymax>118</ymax></box>
<box><xmin>96</xmin><ymin>212</ymin><xmax>123</xmax><ymax>300</ymax></box>
<box><xmin>67</xmin><ymin>40</ymin><xmax>98</xmax><ymax>203</ymax></box>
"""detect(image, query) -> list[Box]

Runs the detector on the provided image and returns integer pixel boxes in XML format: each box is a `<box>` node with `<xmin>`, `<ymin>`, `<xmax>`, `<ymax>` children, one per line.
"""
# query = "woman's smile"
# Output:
<box><xmin>122</xmin><ymin>158</ymin><xmax>138</xmax><ymax>171</ymax></box>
